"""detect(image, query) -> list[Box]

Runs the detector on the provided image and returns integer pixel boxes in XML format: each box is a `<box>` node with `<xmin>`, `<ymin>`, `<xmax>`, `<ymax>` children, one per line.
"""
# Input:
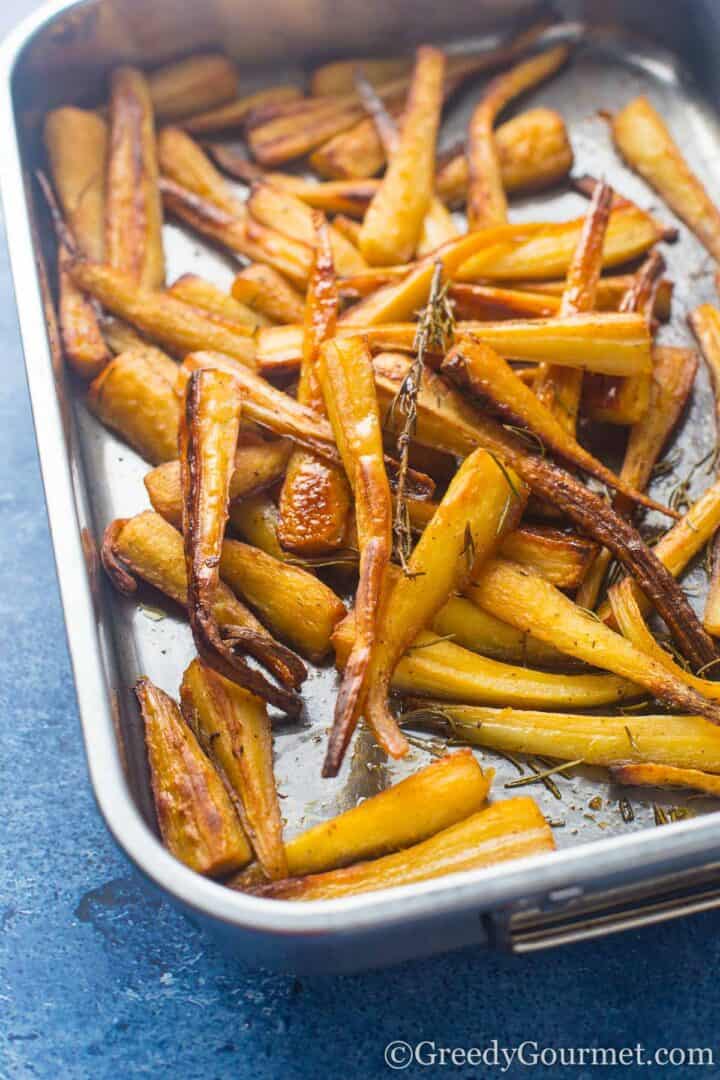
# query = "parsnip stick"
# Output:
<box><xmin>43</xmin><ymin>108</ymin><xmax>107</xmax><ymax>260</ymax></box>
<box><xmin>613</xmin><ymin>95</ymin><xmax>720</xmax><ymax>261</ymax></box>
<box><xmin>278</xmin><ymin>215</ymin><xmax>351</xmax><ymax>555</ymax></box>
<box><xmin>359</xmin><ymin>47</ymin><xmax>446</xmax><ymax>266</ymax></box>
<box><xmin>232</xmin><ymin>264</ymin><xmax>305</xmax><ymax>325</ymax></box>
<box><xmin>158</xmin><ymin>126</ymin><xmax>244</xmax><ymax>214</ymax></box>
<box><xmin>611</xmin><ymin>763</ymin><xmax>720</xmax><ymax>797</ymax></box>
<box><xmin>148</xmin><ymin>53</ymin><xmax>238</xmax><ymax>122</ymax></box>
<box><xmin>180</xmin><ymin>659</ymin><xmax>287</xmax><ymax>880</ymax></box>
<box><xmin>248</xmin><ymin>798</ymin><xmax>554</xmax><ymax>901</ymax></box>
<box><xmin>167</xmin><ymin>273</ymin><xmax>268</xmax><ymax>329</ymax></box>
<box><xmin>318</xmin><ymin>336</ymin><xmax>394</xmax><ymax>775</ymax></box>
<box><xmin>106</xmin><ymin>67</ymin><xmax>165</xmax><ymax>288</ymax></box>
<box><xmin>466</xmin><ymin>46</ymin><xmax>568</xmax><ymax>229</ymax></box>
<box><xmin>135</xmin><ymin>677</ymin><xmax>251</xmax><ymax>876</ymax></box>
<box><xmin>183</xmin><ymin>86</ymin><xmax>303</xmax><ymax>135</ymax></box>
<box><xmin>514</xmin><ymin>275</ymin><xmax>673</xmax><ymax>320</ymax></box>
<box><xmin>689</xmin><ymin>304</ymin><xmax>720</xmax><ymax>636</ymax></box>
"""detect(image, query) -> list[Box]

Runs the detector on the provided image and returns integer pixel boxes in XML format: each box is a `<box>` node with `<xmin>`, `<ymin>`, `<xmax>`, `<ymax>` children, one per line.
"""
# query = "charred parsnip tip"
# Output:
<box><xmin>160</xmin><ymin>177</ymin><xmax>312</xmax><ymax>289</ymax></box>
<box><xmin>358</xmin><ymin>47</ymin><xmax>446</xmax><ymax>266</ymax></box>
<box><xmin>135</xmin><ymin>677</ymin><xmax>251</xmax><ymax>876</ymax></box>
<box><xmin>70</xmin><ymin>260</ymin><xmax>257</xmax><ymax>368</ymax></box>
<box><xmin>411</xmin><ymin>703</ymin><xmax>720</xmax><ymax>774</ymax></box>
<box><xmin>278</xmin><ymin>214</ymin><xmax>351</xmax><ymax>556</ymax></box>
<box><xmin>333</xmin><ymin>612</ymin><xmax>640</xmax><ymax>708</ymax></box>
<box><xmin>469</xmin><ymin>558</ymin><xmax>720</xmax><ymax>723</ymax></box>
<box><xmin>157</xmin><ymin>127</ymin><xmax>244</xmax><ymax>215</ymax></box>
<box><xmin>248</xmin><ymin>797</ymin><xmax>554</xmax><ymax>901</ymax></box>
<box><xmin>183</xmin><ymin>85</ymin><xmax>303</xmax><ymax>135</ymax></box>
<box><xmin>145</xmin><ymin>439</ymin><xmax>293</xmax><ymax>530</ymax></box>
<box><xmin>232</xmin><ymin>263</ymin><xmax>305</xmax><ymax>325</ymax></box>
<box><xmin>106</xmin><ymin>67</ymin><xmax>165</xmax><ymax>289</ymax></box>
<box><xmin>88</xmin><ymin>346</ymin><xmax>180</xmax><ymax>464</ymax></box>
<box><xmin>688</xmin><ymin>304</ymin><xmax>720</xmax><ymax>636</ymax></box>
<box><xmin>180</xmin><ymin>659</ymin><xmax>287</xmax><ymax>880</ymax></box>
<box><xmin>167</xmin><ymin>273</ymin><xmax>268</xmax><ymax>329</ymax></box>
<box><xmin>534</xmin><ymin>180</ymin><xmax>612</xmax><ymax>433</ymax></box>
<box><xmin>148</xmin><ymin>53</ymin><xmax>238</xmax><ymax>123</ymax></box>
<box><xmin>441</xmin><ymin>339</ymin><xmax>673</xmax><ymax>517</ymax></box>
<box><xmin>364</xmin><ymin>449</ymin><xmax>526</xmax><ymax>756</ymax></box>
<box><xmin>43</xmin><ymin>108</ymin><xmax>108</xmax><ymax>260</ymax></box>
<box><xmin>231</xmin><ymin>751</ymin><xmax>492</xmax><ymax>888</ymax></box>
<box><xmin>613</xmin><ymin>95</ymin><xmax>720</xmax><ymax>261</ymax></box>
<box><xmin>610</xmin><ymin>763</ymin><xmax>720</xmax><ymax>797</ymax></box>
<box><xmin>180</xmin><ymin>369</ymin><xmax>305</xmax><ymax>712</ymax></box>
<box><xmin>247</xmin><ymin>182</ymin><xmax>366</xmax><ymax>276</ymax></box>
<box><xmin>318</xmin><ymin>335</ymin><xmax>393</xmax><ymax>775</ymax></box>
<box><xmin>456</xmin><ymin>206</ymin><xmax>664</xmax><ymax>282</ymax></box>
<box><xmin>466</xmin><ymin>46</ymin><xmax>569</xmax><ymax>229</ymax></box>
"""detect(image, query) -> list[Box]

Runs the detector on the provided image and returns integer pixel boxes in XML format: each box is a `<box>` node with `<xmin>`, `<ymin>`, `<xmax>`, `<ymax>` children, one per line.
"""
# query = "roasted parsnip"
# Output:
<box><xmin>158</xmin><ymin>126</ymin><xmax>244</xmax><ymax>214</ymax></box>
<box><xmin>611</xmin><ymin>763</ymin><xmax>720</xmax><ymax>797</ymax></box>
<box><xmin>88</xmin><ymin>346</ymin><xmax>180</xmax><ymax>463</ymax></box>
<box><xmin>613</xmin><ymin>95</ymin><xmax>720</xmax><ymax>261</ymax></box>
<box><xmin>311</xmin><ymin>56</ymin><xmax>412</xmax><ymax>97</ymax></box>
<box><xmin>43</xmin><ymin>108</ymin><xmax>107</xmax><ymax>260</ymax></box>
<box><xmin>466</xmin><ymin>46</ymin><xmax>568</xmax><ymax>229</ymax></box>
<box><xmin>278</xmin><ymin>215</ymin><xmax>352</xmax><ymax>555</ymax></box>
<box><xmin>183</xmin><ymin>85</ymin><xmax>303</xmax><ymax>135</ymax></box>
<box><xmin>106</xmin><ymin>67</ymin><xmax>165</xmax><ymax>288</ymax></box>
<box><xmin>232</xmin><ymin>264</ymin><xmax>305</xmax><ymax>325</ymax></box>
<box><xmin>180</xmin><ymin>659</ymin><xmax>287</xmax><ymax>880</ymax></box>
<box><xmin>148</xmin><ymin>53</ymin><xmax>238</xmax><ymax>123</ymax></box>
<box><xmin>248</xmin><ymin>797</ymin><xmax>554</xmax><ymax>901</ymax></box>
<box><xmin>689</xmin><ymin>304</ymin><xmax>720</xmax><ymax>636</ymax></box>
<box><xmin>179</xmin><ymin>369</ymin><xmax>305</xmax><ymax>711</ymax></box>
<box><xmin>167</xmin><ymin>273</ymin><xmax>268</xmax><ymax>329</ymax></box>
<box><xmin>231</xmin><ymin>751</ymin><xmax>492</xmax><ymax>888</ymax></box>
<box><xmin>229</xmin><ymin>493</ymin><xmax>288</xmax><ymax>562</ymax></box>
<box><xmin>318</xmin><ymin>335</ymin><xmax>393</xmax><ymax>775</ymax></box>
<box><xmin>136</xmin><ymin>677</ymin><xmax>251</xmax><ymax>876</ymax></box>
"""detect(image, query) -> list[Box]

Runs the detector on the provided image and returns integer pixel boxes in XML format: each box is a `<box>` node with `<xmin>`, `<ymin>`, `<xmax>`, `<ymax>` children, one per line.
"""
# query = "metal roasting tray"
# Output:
<box><xmin>6</xmin><ymin>0</ymin><xmax>720</xmax><ymax>972</ymax></box>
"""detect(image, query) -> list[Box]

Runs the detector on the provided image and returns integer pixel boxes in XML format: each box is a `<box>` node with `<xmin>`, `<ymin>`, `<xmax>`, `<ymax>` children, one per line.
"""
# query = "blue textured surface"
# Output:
<box><xmin>2</xmin><ymin>8</ymin><xmax>720</xmax><ymax>1080</ymax></box>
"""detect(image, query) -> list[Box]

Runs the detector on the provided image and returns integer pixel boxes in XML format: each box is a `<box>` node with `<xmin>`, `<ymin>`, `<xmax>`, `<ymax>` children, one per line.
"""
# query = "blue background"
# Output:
<box><xmin>2</xmin><ymin>3</ymin><xmax>719</xmax><ymax>1076</ymax></box>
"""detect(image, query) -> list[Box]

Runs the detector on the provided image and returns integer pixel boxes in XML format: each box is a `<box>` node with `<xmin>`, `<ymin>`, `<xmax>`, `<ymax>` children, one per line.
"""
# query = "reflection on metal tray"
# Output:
<box><xmin>3</xmin><ymin>0</ymin><xmax>720</xmax><ymax>972</ymax></box>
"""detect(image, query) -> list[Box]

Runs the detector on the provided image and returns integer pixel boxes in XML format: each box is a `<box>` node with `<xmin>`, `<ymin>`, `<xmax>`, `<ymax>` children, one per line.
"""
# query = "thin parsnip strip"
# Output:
<box><xmin>180</xmin><ymin>659</ymin><xmax>287</xmax><ymax>880</ymax></box>
<box><xmin>533</xmin><ymin>181</ymin><xmax>612</xmax><ymax>433</ymax></box>
<box><xmin>448</xmin><ymin>283</ymin><xmax>560</xmax><ymax>320</ymax></box>
<box><xmin>148</xmin><ymin>53</ymin><xmax>238</xmax><ymax>122</ymax></box>
<box><xmin>232</xmin><ymin>263</ymin><xmax>305</xmax><ymax>324</ymax></box>
<box><xmin>183</xmin><ymin>86</ymin><xmax>303</xmax><ymax>135</ymax></box>
<box><xmin>145</xmin><ymin>439</ymin><xmax>292</xmax><ymax>530</ymax></box>
<box><xmin>689</xmin><ymin>304</ymin><xmax>720</xmax><ymax>636</ymax></box>
<box><xmin>106</xmin><ymin>67</ymin><xmax>165</xmax><ymax>288</ymax></box>
<box><xmin>135</xmin><ymin>677</ymin><xmax>251</xmax><ymax>875</ymax></box>
<box><xmin>231</xmin><ymin>750</ymin><xmax>492</xmax><ymax>889</ymax></box>
<box><xmin>318</xmin><ymin>335</ymin><xmax>394</xmax><ymax>774</ymax></box>
<box><xmin>515</xmin><ymin>275</ymin><xmax>673</xmax><ymax>320</ymax></box>
<box><xmin>160</xmin><ymin>177</ymin><xmax>313</xmax><ymax>289</ymax></box>
<box><xmin>278</xmin><ymin>215</ymin><xmax>351</xmax><ymax>555</ymax></box>
<box><xmin>613</xmin><ymin>95</ymin><xmax>720</xmax><ymax>261</ymax></box>
<box><xmin>88</xmin><ymin>346</ymin><xmax>180</xmax><ymax>463</ymax></box>
<box><xmin>248</xmin><ymin>797</ymin><xmax>554</xmax><ymax>901</ymax></box>
<box><xmin>359</xmin><ymin>47</ymin><xmax>445</xmax><ymax>265</ymax></box>
<box><xmin>466</xmin><ymin>46</ymin><xmax>568</xmax><ymax>229</ymax></box>
<box><xmin>364</xmin><ymin>449</ymin><xmax>525</xmax><ymax>754</ymax></box>
<box><xmin>167</xmin><ymin>273</ymin><xmax>269</xmax><ymax>329</ymax></box>
<box><xmin>611</xmin><ymin>763</ymin><xmax>720</xmax><ymax>797</ymax></box>
<box><xmin>180</xmin><ymin>369</ymin><xmax>304</xmax><ymax>712</ymax></box>
<box><xmin>410</xmin><ymin>703</ymin><xmax>720</xmax><ymax>774</ymax></box>
<box><xmin>468</xmin><ymin>558</ymin><xmax>720</xmax><ymax>722</ymax></box>
<box><xmin>247</xmin><ymin>182</ymin><xmax>366</xmax><ymax>276</ymax></box>
<box><xmin>441</xmin><ymin>339</ymin><xmax>672</xmax><ymax>517</ymax></box>
<box><xmin>576</xmin><ymin>345</ymin><xmax>698</xmax><ymax>610</ymax></box>
<box><xmin>70</xmin><ymin>260</ymin><xmax>257</xmax><ymax>367</ymax></box>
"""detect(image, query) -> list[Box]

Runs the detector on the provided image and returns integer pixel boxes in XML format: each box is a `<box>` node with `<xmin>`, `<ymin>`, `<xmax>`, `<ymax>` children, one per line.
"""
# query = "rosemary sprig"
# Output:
<box><xmin>388</xmin><ymin>261</ymin><xmax>454</xmax><ymax>571</ymax></box>
<box><xmin>504</xmin><ymin>758</ymin><xmax>583</xmax><ymax>794</ymax></box>
<box><xmin>619</xmin><ymin>797</ymin><xmax>635</xmax><ymax>823</ymax></box>
<box><xmin>624</xmin><ymin>725</ymin><xmax>640</xmax><ymax>752</ymax></box>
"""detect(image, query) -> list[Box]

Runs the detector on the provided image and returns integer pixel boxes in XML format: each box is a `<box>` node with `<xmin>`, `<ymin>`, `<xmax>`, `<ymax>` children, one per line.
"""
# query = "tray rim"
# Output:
<box><xmin>4</xmin><ymin>0</ymin><xmax>720</xmax><ymax>947</ymax></box>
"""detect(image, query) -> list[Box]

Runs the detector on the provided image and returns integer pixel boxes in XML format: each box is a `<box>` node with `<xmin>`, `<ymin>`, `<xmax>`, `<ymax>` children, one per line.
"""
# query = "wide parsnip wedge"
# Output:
<box><xmin>180</xmin><ymin>659</ymin><xmax>287</xmax><ymax>880</ymax></box>
<box><xmin>136</xmin><ymin>677</ymin><xmax>251</xmax><ymax>876</ymax></box>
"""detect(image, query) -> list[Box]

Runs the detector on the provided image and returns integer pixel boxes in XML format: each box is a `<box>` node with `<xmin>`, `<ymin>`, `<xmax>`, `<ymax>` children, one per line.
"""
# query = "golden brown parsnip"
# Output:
<box><xmin>232</xmin><ymin>751</ymin><xmax>492</xmax><ymax>888</ymax></box>
<box><xmin>232</xmin><ymin>264</ymin><xmax>305</xmax><ymax>325</ymax></box>
<box><xmin>87</xmin><ymin>346</ymin><xmax>180</xmax><ymax>463</ymax></box>
<box><xmin>431</xmin><ymin>593</ymin><xmax>571</xmax><ymax>669</ymax></box>
<box><xmin>613</xmin><ymin>95</ymin><xmax>720</xmax><ymax>261</ymax></box>
<box><xmin>180</xmin><ymin>369</ymin><xmax>305</xmax><ymax>711</ymax></box>
<box><xmin>318</xmin><ymin>335</ymin><xmax>394</xmax><ymax>775</ymax></box>
<box><xmin>229</xmin><ymin>493</ymin><xmax>287</xmax><ymax>562</ymax></box>
<box><xmin>183</xmin><ymin>86</ymin><xmax>303</xmax><ymax>135</ymax></box>
<box><xmin>248</xmin><ymin>798</ymin><xmax>554</xmax><ymax>901</ymax></box>
<box><xmin>136</xmin><ymin>677</ymin><xmax>251</xmax><ymax>876</ymax></box>
<box><xmin>359</xmin><ymin>47</ymin><xmax>446</xmax><ymax>265</ymax></box>
<box><xmin>148</xmin><ymin>53</ymin><xmax>238</xmax><ymax>122</ymax></box>
<box><xmin>106</xmin><ymin>67</ymin><xmax>165</xmax><ymax>288</ymax></box>
<box><xmin>689</xmin><ymin>304</ymin><xmax>720</xmax><ymax>636</ymax></box>
<box><xmin>57</xmin><ymin>248</ymin><xmax>110</xmax><ymax>378</ymax></box>
<box><xmin>43</xmin><ymin>107</ymin><xmax>108</xmax><ymax>260</ymax></box>
<box><xmin>180</xmin><ymin>659</ymin><xmax>287</xmax><ymax>880</ymax></box>
<box><xmin>610</xmin><ymin>763</ymin><xmax>720</xmax><ymax>796</ymax></box>
<box><xmin>363</xmin><ymin>449</ymin><xmax>525</xmax><ymax>753</ymax></box>
<box><xmin>448</xmin><ymin>283</ymin><xmax>560</xmax><ymax>320</ymax></box>
<box><xmin>516</xmin><ymin>274</ymin><xmax>673</xmax><ymax>320</ymax></box>
<box><xmin>311</xmin><ymin>56</ymin><xmax>412</xmax><ymax>96</ymax></box>
<box><xmin>420</xmin><ymin>704</ymin><xmax>720</xmax><ymax>774</ymax></box>
<box><xmin>70</xmin><ymin>260</ymin><xmax>257</xmax><ymax>368</ymax></box>
<box><xmin>167</xmin><ymin>273</ymin><xmax>268</xmax><ymax>329</ymax></box>
<box><xmin>158</xmin><ymin>126</ymin><xmax>244</xmax><ymax>214</ymax></box>
<box><xmin>466</xmin><ymin>46</ymin><xmax>568</xmax><ymax>229</ymax></box>
<box><xmin>278</xmin><ymin>215</ymin><xmax>351</xmax><ymax>555</ymax></box>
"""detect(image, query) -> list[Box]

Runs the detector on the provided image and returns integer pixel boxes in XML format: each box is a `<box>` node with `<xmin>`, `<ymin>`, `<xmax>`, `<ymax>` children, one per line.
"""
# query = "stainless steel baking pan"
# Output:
<box><xmin>5</xmin><ymin>0</ymin><xmax>720</xmax><ymax>973</ymax></box>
